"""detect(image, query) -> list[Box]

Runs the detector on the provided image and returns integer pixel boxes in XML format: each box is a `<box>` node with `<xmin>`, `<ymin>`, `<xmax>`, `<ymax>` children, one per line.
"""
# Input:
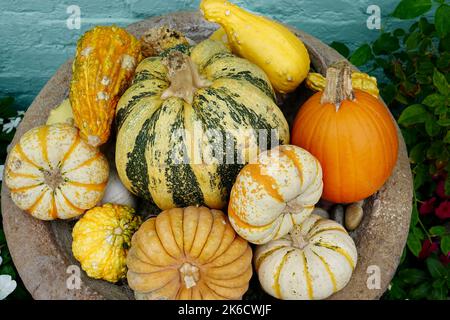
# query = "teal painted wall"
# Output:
<box><xmin>0</xmin><ymin>0</ymin><xmax>405</xmax><ymax>108</ymax></box>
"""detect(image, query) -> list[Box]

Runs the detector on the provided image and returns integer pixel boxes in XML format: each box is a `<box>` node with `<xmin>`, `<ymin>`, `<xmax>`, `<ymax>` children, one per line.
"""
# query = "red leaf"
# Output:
<box><xmin>435</xmin><ymin>201</ymin><xmax>450</xmax><ymax>220</ymax></box>
<box><xmin>419</xmin><ymin>197</ymin><xmax>436</xmax><ymax>215</ymax></box>
<box><xmin>436</xmin><ymin>179</ymin><xmax>450</xmax><ymax>199</ymax></box>
<box><xmin>439</xmin><ymin>253</ymin><xmax>450</xmax><ymax>266</ymax></box>
<box><xmin>418</xmin><ymin>239</ymin><xmax>439</xmax><ymax>259</ymax></box>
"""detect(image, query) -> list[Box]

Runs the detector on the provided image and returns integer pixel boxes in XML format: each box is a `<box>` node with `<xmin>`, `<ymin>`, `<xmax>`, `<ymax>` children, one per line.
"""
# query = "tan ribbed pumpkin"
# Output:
<box><xmin>255</xmin><ymin>214</ymin><xmax>357</xmax><ymax>300</ymax></box>
<box><xmin>127</xmin><ymin>206</ymin><xmax>253</xmax><ymax>300</ymax></box>
<box><xmin>228</xmin><ymin>145</ymin><xmax>323</xmax><ymax>244</ymax></box>
<box><xmin>4</xmin><ymin>124</ymin><xmax>109</xmax><ymax>220</ymax></box>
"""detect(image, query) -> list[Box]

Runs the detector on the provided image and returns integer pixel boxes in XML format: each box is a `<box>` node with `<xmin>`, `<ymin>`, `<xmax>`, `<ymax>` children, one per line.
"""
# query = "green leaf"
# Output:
<box><xmin>405</xmin><ymin>31</ymin><xmax>422</xmax><ymax>50</ymax></box>
<box><xmin>0</xmin><ymin>229</ymin><xmax>5</xmax><ymax>244</ymax></box>
<box><xmin>398</xmin><ymin>104</ymin><xmax>429</xmax><ymax>126</ymax></box>
<box><xmin>419</xmin><ymin>17</ymin><xmax>435</xmax><ymax>35</ymax></box>
<box><xmin>329</xmin><ymin>41</ymin><xmax>350</xmax><ymax>58</ymax></box>
<box><xmin>414</xmin><ymin>163</ymin><xmax>431</xmax><ymax>189</ymax></box>
<box><xmin>413</xmin><ymin>226</ymin><xmax>425</xmax><ymax>240</ymax></box>
<box><xmin>392</xmin><ymin>0</ymin><xmax>432</xmax><ymax>19</ymax></box>
<box><xmin>373</xmin><ymin>33</ymin><xmax>400</xmax><ymax>55</ymax></box>
<box><xmin>427</xmin><ymin>141</ymin><xmax>445</xmax><ymax>159</ymax></box>
<box><xmin>425</xmin><ymin>116</ymin><xmax>441</xmax><ymax>136</ymax></box>
<box><xmin>409</xmin><ymin>142</ymin><xmax>428</xmax><ymax>163</ymax></box>
<box><xmin>441</xmin><ymin>235</ymin><xmax>450</xmax><ymax>255</ymax></box>
<box><xmin>437</xmin><ymin>118</ymin><xmax>450</xmax><ymax>126</ymax></box>
<box><xmin>410</xmin><ymin>203</ymin><xmax>419</xmax><ymax>228</ymax></box>
<box><xmin>445</xmin><ymin>130</ymin><xmax>450</xmax><ymax>144</ymax></box>
<box><xmin>435</xmin><ymin>4</ymin><xmax>450</xmax><ymax>38</ymax></box>
<box><xmin>425</xmin><ymin>256</ymin><xmax>447</xmax><ymax>278</ymax></box>
<box><xmin>429</xmin><ymin>226</ymin><xmax>446</xmax><ymax>236</ymax></box>
<box><xmin>409</xmin><ymin>281</ymin><xmax>432</xmax><ymax>299</ymax></box>
<box><xmin>407</xmin><ymin>232</ymin><xmax>422</xmax><ymax>256</ymax></box>
<box><xmin>433</xmin><ymin>69</ymin><xmax>449</xmax><ymax>95</ymax></box>
<box><xmin>393</xmin><ymin>28</ymin><xmax>406</xmax><ymax>37</ymax></box>
<box><xmin>380</xmin><ymin>84</ymin><xmax>397</xmax><ymax>105</ymax></box>
<box><xmin>423</xmin><ymin>93</ymin><xmax>446</xmax><ymax>108</ymax></box>
<box><xmin>398</xmin><ymin>268</ymin><xmax>428</xmax><ymax>285</ymax></box>
<box><xmin>349</xmin><ymin>44</ymin><xmax>373</xmax><ymax>66</ymax></box>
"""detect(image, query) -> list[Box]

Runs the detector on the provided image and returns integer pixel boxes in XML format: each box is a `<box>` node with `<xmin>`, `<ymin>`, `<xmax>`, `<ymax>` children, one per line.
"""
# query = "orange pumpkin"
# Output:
<box><xmin>292</xmin><ymin>62</ymin><xmax>398</xmax><ymax>203</ymax></box>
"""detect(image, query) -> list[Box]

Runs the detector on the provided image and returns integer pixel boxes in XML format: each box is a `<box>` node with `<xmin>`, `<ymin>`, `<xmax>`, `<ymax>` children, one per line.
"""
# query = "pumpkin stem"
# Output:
<box><xmin>140</xmin><ymin>26</ymin><xmax>190</xmax><ymax>58</ymax></box>
<box><xmin>290</xmin><ymin>226</ymin><xmax>308</xmax><ymax>250</ymax></box>
<box><xmin>44</xmin><ymin>168</ymin><xmax>64</xmax><ymax>190</ymax></box>
<box><xmin>161</xmin><ymin>51</ymin><xmax>211</xmax><ymax>104</ymax></box>
<box><xmin>320</xmin><ymin>61</ymin><xmax>355</xmax><ymax>111</ymax></box>
<box><xmin>179</xmin><ymin>262</ymin><xmax>201</xmax><ymax>289</ymax></box>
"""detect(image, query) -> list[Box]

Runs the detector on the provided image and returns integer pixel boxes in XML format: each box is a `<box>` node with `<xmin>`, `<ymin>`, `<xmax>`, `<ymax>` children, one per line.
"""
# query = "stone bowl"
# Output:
<box><xmin>1</xmin><ymin>11</ymin><xmax>413</xmax><ymax>300</ymax></box>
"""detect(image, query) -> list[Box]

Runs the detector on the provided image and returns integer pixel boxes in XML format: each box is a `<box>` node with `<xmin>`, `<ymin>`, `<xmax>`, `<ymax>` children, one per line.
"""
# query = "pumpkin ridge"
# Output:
<box><xmin>205</xmin><ymin>265</ymin><xmax>252</xmax><ymax>288</ymax></box>
<box><xmin>67</xmin><ymin>180</ymin><xmax>107</xmax><ymax>192</ymax></box>
<box><xmin>125</xmin><ymin>109</ymin><xmax>160</xmax><ymax>201</ymax></box>
<box><xmin>310</xmin><ymin>249</ymin><xmax>338</xmax><ymax>293</ymax></box>
<box><xmin>154</xmin><ymin>213</ymin><xmax>182</xmax><ymax>260</ymax></box>
<box><xmin>196</xmin><ymin>211</ymin><xmax>226</xmax><ymax>262</ymax></box>
<box><xmin>64</xmin><ymin>152</ymin><xmax>102</xmax><ymax>173</ymax></box>
<box><xmin>9</xmin><ymin>183</ymin><xmax>43</xmax><ymax>193</ymax></box>
<box><xmin>60</xmin><ymin>134</ymin><xmax>80</xmax><ymax>168</ymax></box>
<box><xmin>59</xmin><ymin>191</ymin><xmax>84</xmax><ymax>213</ymax></box>
<box><xmin>279</xmin><ymin>147</ymin><xmax>304</xmax><ymax>189</ymax></box>
<box><xmin>204</xmin><ymin>243</ymin><xmax>251</xmax><ymax>272</ymax></box>
<box><xmin>6</xmin><ymin>171</ymin><xmax>41</xmax><ymax>179</ymax></box>
<box><xmin>184</xmin><ymin>208</ymin><xmax>200</xmax><ymax>255</ymax></box>
<box><xmin>14</xmin><ymin>144</ymin><xmax>42</xmax><ymax>170</ymax></box>
<box><xmin>308</xmin><ymin>227</ymin><xmax>347</xmax><ymax>239</ymax></box>
<box><xmin>189</xmin><ymin>208</ymin><xmax>215</xmax><ymax>259</ymax></box>
<box><xmin>37</xmin><ymin>125</ymin><xmax>50</xmax><ymax>169</ymax></box>
<box><xmin>50</xmin><ymin>194</ymin><xmax>57</xmax><ymax>219</ymax></box>
<box><xmin>202</xmin><ymin>280</ymin><xmax>229</xmax><ymax>299</ymax></box>
<box><xmin>26</xmin><ymin>188</ymin><xmax>48</xmax><ymax>213</ymax></box>
<box><xmin>302</xmin><ymin>251</ymin><xmax>314</xmax><ymax>299</ymax></box>
<box><xmin>359</xmin><ymin>93</ymin><xmax>398</xmax><ymax>170</ymax></box>
<box><xmin>241</xmin><ymin>164</ymin><xmax>284</xmax><ymax>202</ymax></box>
<box><xmin>273</xmin><ymin>249</ymin><xmax>294</xmax><ymax>299</ymax></box>
<box><xmin>355</xmin><ymin>98</ymin><xmax>390</xmax><ymax>185</ymax></box>
<box><xmin>228</xmin><ymin>205</ymin><xmax>275</xmax><ymax>230</ymax></box>
<box><xmin>313</xmin><ymin>242</ymin><xmax>355</xmax><ymax>270</ymax></box>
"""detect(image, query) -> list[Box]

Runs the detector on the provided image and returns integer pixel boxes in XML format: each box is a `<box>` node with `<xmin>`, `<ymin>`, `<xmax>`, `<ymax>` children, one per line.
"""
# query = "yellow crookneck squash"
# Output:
<box><xmin>228</xmin><ymin>145</ymin><xmax>323</xmax><ymax>244</ymax></box>
<box><xmin>70</xmin><ymin>25</ymin><xmax>141</xmax><ymax>147</ymax></box>
<box><xmin>115</xmin><ymin>30</ymin><xmax>289</xmax><ymax>210</ymax></box>
<box><xmin>255</xmin><ymin>214</ymin><xmax>357</xmax><ymax>300</ymax></box>
<box><xmin>200</xmin><ymin>0</ymin><xmax>310</xmax><ymax>93</ymax></box>
<box><xmin>72</xmin><ymin>203</ymin><xmax>142</xmax><ymax>283</ymax></box>
<box><xmin>4</xmin><ymin>124</ymin><xmax>109</xmax><ymax>220</ymax></box>
<box><xmin>127</xmin><ymin>206</ymin><xmax>253</xmax><ymax>300</ymax></box>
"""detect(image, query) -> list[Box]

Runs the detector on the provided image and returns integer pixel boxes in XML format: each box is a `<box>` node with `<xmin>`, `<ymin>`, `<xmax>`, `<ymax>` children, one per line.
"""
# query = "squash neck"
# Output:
<box><xmin>161</xmin><ymin>51</ymin><xmax>211</xmax><ymax>104</ymax></box>
<box><xmin>321</xmin><ymin>61</ymin><xmax>355</xmax><ymax>111</ymax></box>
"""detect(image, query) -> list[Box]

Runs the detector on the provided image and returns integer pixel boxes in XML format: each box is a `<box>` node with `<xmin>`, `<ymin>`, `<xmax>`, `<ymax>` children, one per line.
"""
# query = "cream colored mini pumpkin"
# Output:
<box><xmin>228</xmin><ymin>145</ymin><xmax>323</xmax><ymax>244</ymax></box>
<box><xmin>4</xmin><ymin>124</ymin><xmax>109</xmax><ymax>220</ymax></box>
<box><xmin>255</xmin><ymin>214</ymin><xmax>357</xmax><ymax>300</ymax></box>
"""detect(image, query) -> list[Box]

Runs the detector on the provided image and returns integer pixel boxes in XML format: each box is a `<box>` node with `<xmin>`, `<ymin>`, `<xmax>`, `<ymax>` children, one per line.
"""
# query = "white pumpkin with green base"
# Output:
<box><xmin>254</xmin><ymin>214</ymin><xmax>357</xmax><ymax>300</ymax></box>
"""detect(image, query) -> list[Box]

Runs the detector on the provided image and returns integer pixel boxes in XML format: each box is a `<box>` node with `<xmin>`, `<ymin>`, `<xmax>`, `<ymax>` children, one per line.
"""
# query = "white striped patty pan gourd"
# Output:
<box><xmin>254</xmin><ymin>214</ymin><xmax>358</xmax><ymax>300</ymax></box>
<box><xmin>4</xmin><ymin>124</ymin><xmax>109</xmax><ymax>220</ymax></box>
<box><xmin>228</xmin><ymin>145</ymin><xmax>323</xmax><ymax>244</ymax></box>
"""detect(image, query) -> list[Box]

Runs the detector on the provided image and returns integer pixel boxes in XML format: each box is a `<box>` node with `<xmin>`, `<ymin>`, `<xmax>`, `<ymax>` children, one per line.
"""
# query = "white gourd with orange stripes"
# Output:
<box><xmin>254</xmin><ymin>214</ymin><xmax>357</xmax><ymax>300</ymax></box>
<box><xmin>228</xmin><ymin>145</ymin><xmax>323</xmax><ymax>244</ymax></box>
<box><xmin>5</xmin><ymin>124</ymin><xmax>109</xmax><ymax>220</ymax></box>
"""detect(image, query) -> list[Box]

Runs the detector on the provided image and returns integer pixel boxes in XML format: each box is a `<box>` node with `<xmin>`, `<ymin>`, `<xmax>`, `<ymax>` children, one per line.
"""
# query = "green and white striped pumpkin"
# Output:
<box><xmin>254</xmin><ymin>214</ymin><xmax>357</xmax><ymax>300</ymax></box>
<box><xmin>115</xmin><ymin>39</ymin><xmax>289</xmax><ymax>210</ymax></box>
